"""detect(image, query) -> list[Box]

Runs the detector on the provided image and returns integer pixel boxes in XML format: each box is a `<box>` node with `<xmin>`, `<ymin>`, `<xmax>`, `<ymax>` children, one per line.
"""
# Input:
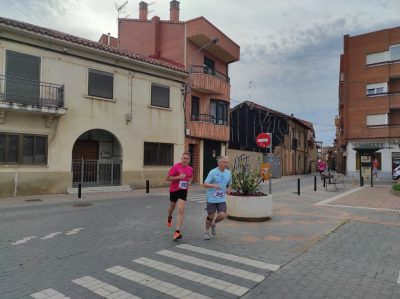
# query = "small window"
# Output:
<box><xmin>390</xmin><ymin>44</ymin><xmax>400</xmax><ymax>61</ymax></box>
<box><xmin>144</xmin><ymin>142</ymin><xmax>173</xmax><ymax>165</ymax></box>
<box><xmin>366</xmin><ymin>51</ymin><xmax>388</xmax><ymax>65</ymax></box>
<box><xmin>366</xmin><ymin>114</ymin><xmax>388</xmax><ymax>126</ymax></box>
<box><xmin>0</xmin><ymin>132</ymin><xmax>47</xmax><ymax>165</ymax></box>
<box><xmin>151</xmin><ymin>83</ymin><xmax>170</xmax><ymax>108</ymax></box>
<box><xmin>88</xmin><ymin>68</ymin><xmax>114</xmax><ymax>99</ymax></box>
<box><xmin>366</xmin><ymin>82</ymin><xmax>387</xmax><ymax>96</ymax></box>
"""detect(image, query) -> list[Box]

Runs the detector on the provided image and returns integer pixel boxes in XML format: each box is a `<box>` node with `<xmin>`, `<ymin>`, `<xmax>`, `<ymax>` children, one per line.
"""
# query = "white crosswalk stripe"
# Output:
<box><xmin>72</xmin><ymin>276</ymin><xmax>141</xmax><ymax>298</ymax></box>
<box><xmin>106</xmin><ymin>265</ymin><xmax>211</xmax><ymax>299</ymax></box>
<box><xmin>176</xmin><ymin>244</ymin><xmax>280</xmax><ymax>271</ymax></box>
<box><xmin>157</xmin><ymin>250</ymin><xmax>265</xmax><ymax>282</ymax></box>
<box><xmin>30</xmin><ymin>244</ymin><xmax>278</xmax><ymax>298</ymax></box>
<box><xmin>65</xmin><ymin>228</ymin><xmax>84</xmax><ymax>235</ymax></box>
<box><xmin>12</xmin><ymin>236</ymin><xmax>37</xmax><ymax>245</ymax></box>
<box><xmin>31</xmin><ymin>288</ymin><xmax>70</xmax><ymax>299</ymax></box>
<box><xmin>133</xmin><ymin>257</ymin><xmax>249</xmax><ymax>296</ymax></box>
<box><xmin>40</xmin><ymin>232</ymin><xmax>62</xmax><ymax>240</ymax></box>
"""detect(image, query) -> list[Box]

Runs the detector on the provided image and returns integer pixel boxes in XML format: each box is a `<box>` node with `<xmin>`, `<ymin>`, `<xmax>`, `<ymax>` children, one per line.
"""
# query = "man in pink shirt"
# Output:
<box><xmin>166</xmin><ymin>152</ymin><xmax>193</xmax><ymax>240</ymax></box>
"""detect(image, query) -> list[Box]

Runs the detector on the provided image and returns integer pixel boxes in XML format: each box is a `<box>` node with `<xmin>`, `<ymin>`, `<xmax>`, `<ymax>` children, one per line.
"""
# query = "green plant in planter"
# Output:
<box><xmin>231</xmin><ymin>155</ymin><xmax>265</xmax><ymax>196</ymax></box>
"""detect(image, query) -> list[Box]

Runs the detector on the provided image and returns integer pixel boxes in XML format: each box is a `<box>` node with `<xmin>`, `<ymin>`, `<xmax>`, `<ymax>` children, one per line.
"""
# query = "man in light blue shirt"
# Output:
<box><xmin>202</xmin><ymin>155</ymin><xmax>232</xmax><ymax>240</ymax></box>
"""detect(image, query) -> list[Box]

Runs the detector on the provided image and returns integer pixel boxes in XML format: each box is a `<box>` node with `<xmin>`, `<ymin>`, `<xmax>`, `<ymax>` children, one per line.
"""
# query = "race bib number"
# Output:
<box><xmin>213</xmin><ymin>190</ymin><xmax>225</xmax><ymax>198</ymax></box>
<box><xmin>179</xmin><ymin>180</ymin><xmax>188</xmax><ymax>189</ymax></box>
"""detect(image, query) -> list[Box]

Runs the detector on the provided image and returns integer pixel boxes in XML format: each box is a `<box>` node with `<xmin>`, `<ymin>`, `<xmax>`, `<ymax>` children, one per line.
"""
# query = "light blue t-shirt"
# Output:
<box><xmin>204</xmin><ymin>167</ymin><xmax>232</xmax><ymax>203</ymax></box>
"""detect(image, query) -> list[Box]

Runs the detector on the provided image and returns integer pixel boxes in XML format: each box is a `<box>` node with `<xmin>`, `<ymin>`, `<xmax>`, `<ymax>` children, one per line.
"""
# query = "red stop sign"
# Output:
<box><xmin>256</xmin><ymin>133</ymin><xmax>271</xmax><ymax>148</ymax></box>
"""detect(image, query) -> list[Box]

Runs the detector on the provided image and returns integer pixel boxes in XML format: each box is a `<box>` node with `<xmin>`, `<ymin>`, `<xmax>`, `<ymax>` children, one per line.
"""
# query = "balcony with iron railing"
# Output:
<box><xmin>187</xmin><ymin>113</ymin><xmax>229</xmax><ymax>141</ymax></box>
<box><xmin>0</xmin><ymin>75</ymin><xmax>66</xmax><ymax>116</ymax></box>
<box><xmin>190</xmin><ymin>65</ymin><xmax>230</xmax><ymax>96</ymax></box>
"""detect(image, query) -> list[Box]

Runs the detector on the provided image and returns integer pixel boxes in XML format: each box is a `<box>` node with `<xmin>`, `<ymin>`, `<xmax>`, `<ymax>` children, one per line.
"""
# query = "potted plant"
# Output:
<box><xmin>226</xmin><ymin>155</ymin><xmax>273</xmax><ymax>221</ymax></box>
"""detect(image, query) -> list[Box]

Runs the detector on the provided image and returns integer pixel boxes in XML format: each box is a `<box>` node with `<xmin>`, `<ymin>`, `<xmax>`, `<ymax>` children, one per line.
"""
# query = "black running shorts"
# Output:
<box><xmin>170</xmin><ymin>189</ymin><xmax>188</xmax><ymax>202</ymax></box>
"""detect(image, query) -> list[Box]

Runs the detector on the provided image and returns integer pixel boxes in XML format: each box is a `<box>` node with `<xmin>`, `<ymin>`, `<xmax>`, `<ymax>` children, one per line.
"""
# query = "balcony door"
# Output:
<box><xmin>191</xmin><ymin>96</ymin><xmax>199</xmax><ymax>120</ymax></box>
<box><xmin>204</xmin><ymin>56</ymin><xmax>215</xmax><ymax>75</ymax></box>
<box><xmin>5</xmin><ymin>50</ymin><xmax>40</xmax><ymax>105</ymax></box>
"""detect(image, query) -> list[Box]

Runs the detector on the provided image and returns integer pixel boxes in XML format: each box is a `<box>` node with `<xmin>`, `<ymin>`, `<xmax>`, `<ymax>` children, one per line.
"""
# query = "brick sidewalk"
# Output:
<box><xmin>325</xmin><ymin>185</ymin><xmax>400</xmax><ymax>210</ymax></box>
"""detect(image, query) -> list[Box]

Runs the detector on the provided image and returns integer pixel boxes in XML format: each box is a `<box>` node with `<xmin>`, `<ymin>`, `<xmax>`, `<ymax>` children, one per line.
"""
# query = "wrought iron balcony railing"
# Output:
<box><xmin>190</xmin><ymin>65</ymin><xmax>230</xmax><ymax>83</ymax></box>
<box><xmin>191</xmin><ymin>113</ymin><xmax>214</xmax><ymax>122</ymax></box>
<box><xmin>191</xmin><ymin>113</ymin><xmax>228</xmax><ymax>125</ymax></box>
<box><xmin>0</xmin><ymin>75</ymin><xmax>64</xmax><ymax>108</ymax></box>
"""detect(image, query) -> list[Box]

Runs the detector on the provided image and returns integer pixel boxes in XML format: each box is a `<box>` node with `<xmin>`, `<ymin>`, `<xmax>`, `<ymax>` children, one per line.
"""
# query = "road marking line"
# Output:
<box><xmin>31</xmin><ymin>288</ymin><xmax>70</xmax><ymax>298</ymax></box>
<box><xmin>176</xmin><ymin>244</ymin><xmax>280</xmax><ymax>271</ymax></box>
<box><xmin>11</xmin><ymin>236</ymin><xmax>37</xmax><ymax>245</ymax></box>
<box><xmin>133</xmin><ymin>257</ymin><xmax>249</xmax><ymax>296</ymax></box>
<box><xmin>106</xmin><ymin>265</ymin><xmax>211</xmax><ymax>299</ymax></box>
<box><xmin>72</xmin><ymin>275</ymin><xmax>141</xmax><ymax>298</ymax></box>
<box><xmin>397</xmin><ymin>271</ymin><xmax>400</xmax><ymax>284</ymax></box>
<box><xmin>40</xmin><ymin>232</ymin><xmax>62</xmax><ymax>240</ymax></box>
<box><xmin>157</xmin><ymin>250</ymin><xmax>265</xmax><ymax>282</ymax></box>
<box><xmin>314</xmin><ymin>187</ymin><xmax>365</xmax><ymax>206</ymax></box>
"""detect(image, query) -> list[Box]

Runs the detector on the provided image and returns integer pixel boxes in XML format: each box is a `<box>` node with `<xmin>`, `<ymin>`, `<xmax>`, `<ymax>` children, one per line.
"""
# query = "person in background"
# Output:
<box><xmin>372</xmin><ymin>158</ymin><xmax>380</xmax><ymax>179</ymax></box>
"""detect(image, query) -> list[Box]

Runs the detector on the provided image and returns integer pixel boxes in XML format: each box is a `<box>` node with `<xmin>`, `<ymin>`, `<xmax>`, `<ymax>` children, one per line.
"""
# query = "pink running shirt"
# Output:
<box><xmin>168</xmin><ymin>163</ymin><xmax>193</xmax><ymax>192</ymax></box>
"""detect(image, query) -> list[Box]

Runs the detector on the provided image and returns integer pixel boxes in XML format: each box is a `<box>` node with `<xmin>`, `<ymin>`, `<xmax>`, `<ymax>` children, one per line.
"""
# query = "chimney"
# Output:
<box><xmin>170</xmin><ymin>0</ymin><xmax>180</xmax><ymax>22</ymax></box>
<box><xmin>139</xmin><ymin>1</ymin><xmax>148</xmax><ymax>21</ymax></box>
<box><xmin>107</xmin><ymin>33</ymin><xmax>111</xmax><ymax>46</ymax></box>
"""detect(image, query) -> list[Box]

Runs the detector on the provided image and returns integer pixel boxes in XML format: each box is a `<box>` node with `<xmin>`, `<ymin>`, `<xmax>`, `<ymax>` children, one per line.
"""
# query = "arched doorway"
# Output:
<box><xmin>71</xmin><ymin>129</ymin><xmax>122</xmax><ymax>187</ymax></box>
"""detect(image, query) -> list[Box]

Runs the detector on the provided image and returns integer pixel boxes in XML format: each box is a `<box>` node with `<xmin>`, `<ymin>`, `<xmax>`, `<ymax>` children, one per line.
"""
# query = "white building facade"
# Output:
<box><xmin>0</xmin><ymin>17</ymin><xmax>187</xmax><ymax>197</ymax></box>
<box><xmin>346</xmin><ymin>140</ymin><xmax>400</xmax><ymax>180</ymax></box>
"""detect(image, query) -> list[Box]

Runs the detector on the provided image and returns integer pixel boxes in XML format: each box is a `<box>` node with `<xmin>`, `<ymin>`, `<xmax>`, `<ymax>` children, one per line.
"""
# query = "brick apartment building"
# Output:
<box><xmin>336</xmin><ymin>26</ymin><xmax>400</xmax><ymax>179</ymax></box>
<box><xmin>99</xmin><ymin>1</ymin><xmax>240</xmax><ymax>182</ymax></box>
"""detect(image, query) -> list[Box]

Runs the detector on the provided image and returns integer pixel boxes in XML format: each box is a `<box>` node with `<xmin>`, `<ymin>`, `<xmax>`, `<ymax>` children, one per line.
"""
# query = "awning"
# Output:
<box><xmin>353</xmin><ymin>144</ymin><xmax>382</xmax><ymax>154</ymax></box>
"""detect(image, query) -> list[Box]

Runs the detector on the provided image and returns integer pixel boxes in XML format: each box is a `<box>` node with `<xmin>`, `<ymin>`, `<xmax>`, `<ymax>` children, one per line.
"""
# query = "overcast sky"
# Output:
<box><xmin>2</xmin><ymin>0</ymin><xmax>400</xmax><ymax>145</ymax></box>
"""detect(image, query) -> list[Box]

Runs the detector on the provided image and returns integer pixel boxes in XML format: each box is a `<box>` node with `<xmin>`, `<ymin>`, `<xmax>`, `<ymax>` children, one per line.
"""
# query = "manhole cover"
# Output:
<box><xmin>25</xmin><ymin>199</ymin><xmax>42</xmax><ymax>202</ymax></box>
<box><xmin>73</xmin><ymin>203</ymin><xmax>92</xmax><ymax>207</ymax></box>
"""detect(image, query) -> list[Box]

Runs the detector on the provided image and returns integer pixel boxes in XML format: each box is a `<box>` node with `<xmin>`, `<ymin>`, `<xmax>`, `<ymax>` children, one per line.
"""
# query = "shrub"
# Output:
<box><xmin>231</xmin><ymin>157</ymin><xmax>266</xmax><ymax>196</ymax></box>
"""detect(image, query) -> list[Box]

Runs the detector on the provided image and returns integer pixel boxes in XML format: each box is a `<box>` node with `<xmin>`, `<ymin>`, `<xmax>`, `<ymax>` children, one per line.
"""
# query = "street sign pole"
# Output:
<box><xmin>269</xmin><ymin>132</ymin><xmax>272</xmax><ymax>195</ymax></box>
<box><xmin>255</xmin><ymin>132</ymin><xmax>272</xmax><ymax>194</ymax></box>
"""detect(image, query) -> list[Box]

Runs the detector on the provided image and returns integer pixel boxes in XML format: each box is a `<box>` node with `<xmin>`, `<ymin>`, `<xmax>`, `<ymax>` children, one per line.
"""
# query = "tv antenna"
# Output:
<box><xmin>115</xmin><ymin>1</ymin><xmax>129</xmax><ymax>19</ymax></box>
<box><xmin>248</xmin><ymin>80</ymin><xmax>253</xmax><ymax>100</ymax></box>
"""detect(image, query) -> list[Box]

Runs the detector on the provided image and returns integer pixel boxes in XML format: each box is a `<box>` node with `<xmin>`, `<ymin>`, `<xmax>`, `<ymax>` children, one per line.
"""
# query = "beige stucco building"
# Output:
<box><xmin>0</xmin><ymin>17</ymin><xmax>187</xmax><ymax>197</ymax></box>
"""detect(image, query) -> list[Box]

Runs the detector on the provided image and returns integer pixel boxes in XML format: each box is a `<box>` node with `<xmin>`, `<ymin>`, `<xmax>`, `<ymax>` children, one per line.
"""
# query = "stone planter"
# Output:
<box><xmin>226</xmin><ymin>194</ymin><xmax>272</xmax><ymax>222</ymax></box>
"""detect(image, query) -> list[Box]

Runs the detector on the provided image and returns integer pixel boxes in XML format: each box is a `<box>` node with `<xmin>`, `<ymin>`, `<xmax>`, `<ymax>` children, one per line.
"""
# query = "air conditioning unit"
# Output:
<box><xmin>125</xmin><ymin>113</ymin><xmax>132</xmax><ymax>122</ymax></box>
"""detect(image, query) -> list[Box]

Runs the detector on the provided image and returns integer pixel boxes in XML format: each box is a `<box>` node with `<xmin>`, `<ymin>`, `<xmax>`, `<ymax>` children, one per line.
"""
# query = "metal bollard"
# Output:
<box><xmin>78</xmin><ymin>183</ymin><xmax>82</xmax><ymax>199</ymax></box>
<box><xmin>323</xmin><ymin>176</ymin><xmax>326</xmax><ymax>188</ymax></box>
<box><xmin>314</xmin><ymin>175</ymin><xmax>317</xmax><ymax>191</ymax></box>
<box><xmin>297</xmin><ymin>178</ymin><xmax>300</xmax><ymax>196</ymax></box>
<box><xmin>146</xmin><ymin>180</ymin><xmax>150</xmax><ymax>194</ymax></box>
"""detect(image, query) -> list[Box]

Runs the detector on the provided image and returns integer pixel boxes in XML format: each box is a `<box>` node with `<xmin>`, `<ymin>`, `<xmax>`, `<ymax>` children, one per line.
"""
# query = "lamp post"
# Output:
<box><xmin>183</xmin><ymin>37</ymin><xmax>219</xmax><ymax>95</ymax></box>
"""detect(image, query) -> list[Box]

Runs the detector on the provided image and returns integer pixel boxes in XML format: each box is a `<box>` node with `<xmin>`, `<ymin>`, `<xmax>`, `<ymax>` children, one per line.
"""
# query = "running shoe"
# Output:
<box><xmin>173</xmin><ymin>231</ymin><xmax>182</xmax><ymax>240</ymax></box>
<box><xmin>167</xmin><ymin>216</ymin><xmax>172</xmax><ymax>228</ymax></box>
<box><xmin>203</xmin><ymin>232</ymin><xmax>211</xmax><ymax>240</ymax></box>
<box><xmin>211</xmin><ymin>223</ymin><xmax>216</xmax><ymax>236</ymax></box>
